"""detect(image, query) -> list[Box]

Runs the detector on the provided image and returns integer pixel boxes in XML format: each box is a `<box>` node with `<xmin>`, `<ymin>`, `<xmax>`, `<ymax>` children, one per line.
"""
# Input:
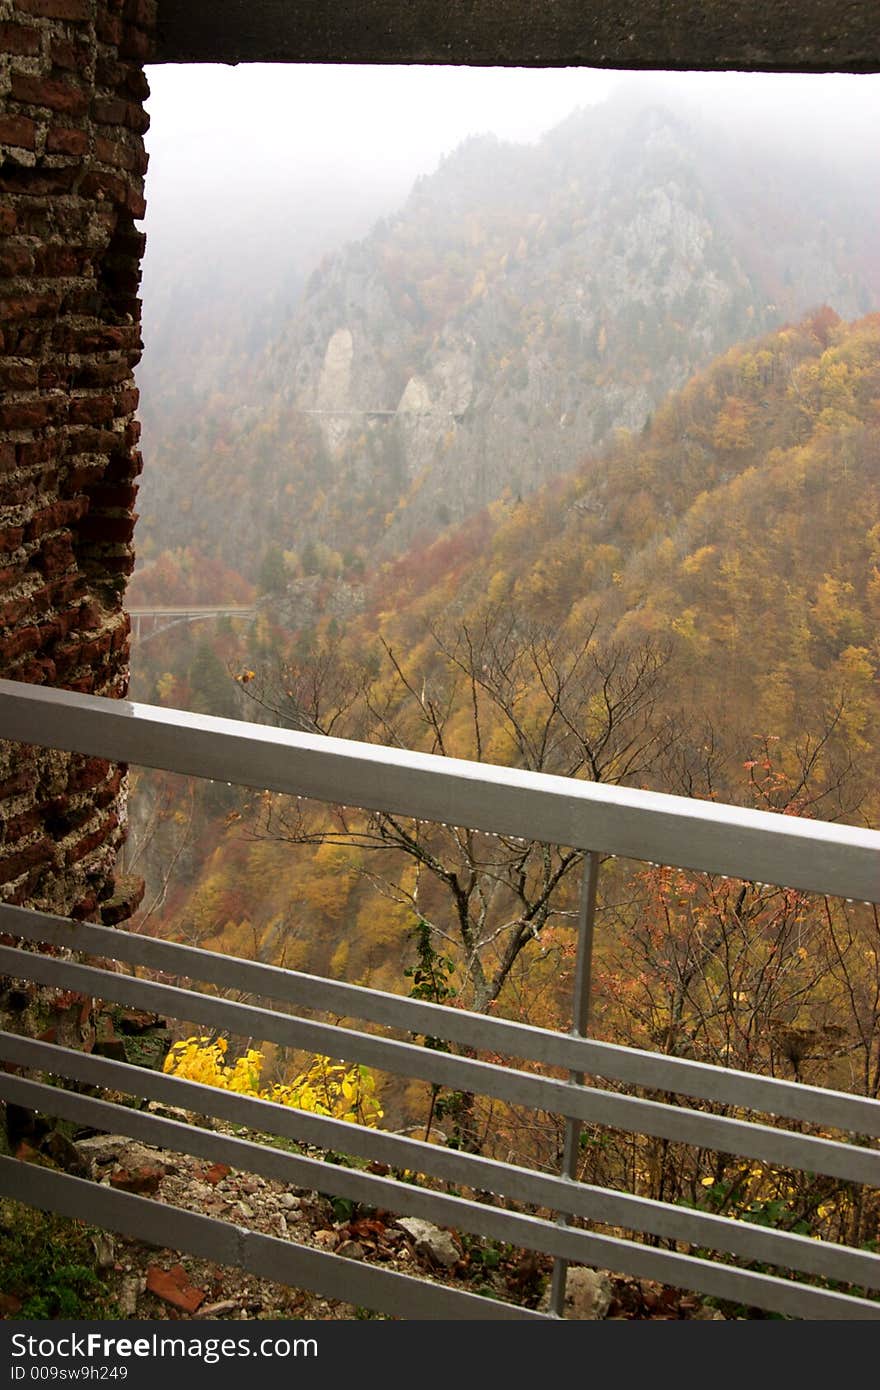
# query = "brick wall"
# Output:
<box><xmin>0</xmin><ymin>0</ymin><xmax>154</xmax><ymax>944</ymax></box>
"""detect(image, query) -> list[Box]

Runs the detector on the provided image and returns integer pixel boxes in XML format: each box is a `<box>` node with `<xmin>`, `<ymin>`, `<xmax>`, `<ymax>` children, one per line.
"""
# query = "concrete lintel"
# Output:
<box><xmin>153</xmin><ymin>0</ymin><xmax>880</xmax><ymax>72</ymax></box>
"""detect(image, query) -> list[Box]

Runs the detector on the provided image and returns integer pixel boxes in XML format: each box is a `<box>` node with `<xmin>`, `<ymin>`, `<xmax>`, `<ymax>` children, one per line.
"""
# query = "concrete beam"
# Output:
<box><xmin>153</xmin><ymin>1</ymin><xmax>880</xmax><ymax>72</ymax></box>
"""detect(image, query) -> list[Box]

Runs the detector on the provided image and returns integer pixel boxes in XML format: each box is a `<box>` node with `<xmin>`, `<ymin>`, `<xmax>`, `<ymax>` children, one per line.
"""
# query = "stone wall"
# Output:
<box><xmin>0</xmin><ymin>0</ymin><xmax>154</xmax><ymax>935</ymax></box>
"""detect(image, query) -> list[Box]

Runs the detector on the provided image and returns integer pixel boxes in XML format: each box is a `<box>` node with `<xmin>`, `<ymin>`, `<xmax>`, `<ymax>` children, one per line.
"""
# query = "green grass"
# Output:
<box><xmin>0</xmin><ymin>1199</ymin><xmax>116</xmax><ymax>1319</ymax></box>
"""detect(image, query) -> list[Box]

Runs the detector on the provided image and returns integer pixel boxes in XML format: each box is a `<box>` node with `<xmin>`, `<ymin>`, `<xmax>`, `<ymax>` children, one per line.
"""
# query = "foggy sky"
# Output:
<box><xmin>140</xmin><ymin>64</ymin><xmax>880</xmax><ymax>310</ymax></box>
<box><xmin>144</xmin><ymin>64</ymin><xmax>880</xmax><ymax>190</ymax></box>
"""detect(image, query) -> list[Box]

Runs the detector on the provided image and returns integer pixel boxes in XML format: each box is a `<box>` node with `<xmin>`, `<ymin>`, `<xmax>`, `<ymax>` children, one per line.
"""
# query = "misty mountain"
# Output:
<box><xmin>135</xmin><ymin>91</ymin><xmax>879</xmax><ymax>581</ymax></box>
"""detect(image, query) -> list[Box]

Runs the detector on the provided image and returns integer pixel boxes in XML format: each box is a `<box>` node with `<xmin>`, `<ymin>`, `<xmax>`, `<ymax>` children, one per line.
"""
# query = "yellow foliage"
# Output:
<box><xmin>680</xmin><ymin>545</ymin><xmax>716</xmax><ymax>576</ymax></box>
<box><xmin>163</xmin><ymin>1036</ymin><xmax>383</xmax><ymax>1127</ymax></box>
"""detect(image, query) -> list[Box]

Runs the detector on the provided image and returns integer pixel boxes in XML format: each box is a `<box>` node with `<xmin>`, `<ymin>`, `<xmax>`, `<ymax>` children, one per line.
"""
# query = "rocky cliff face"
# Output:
<box><xmin>256</xmin><ymin>99</ymin><xmax>876</xmax><ymax>554</ymax></box>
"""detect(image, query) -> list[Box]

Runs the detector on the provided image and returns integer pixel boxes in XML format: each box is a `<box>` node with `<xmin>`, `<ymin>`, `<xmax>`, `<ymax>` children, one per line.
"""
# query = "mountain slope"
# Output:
<box><xmin>130</xmin><ymin>313</ymin><xmax>880</xmax><ymax>1029</ymax></box>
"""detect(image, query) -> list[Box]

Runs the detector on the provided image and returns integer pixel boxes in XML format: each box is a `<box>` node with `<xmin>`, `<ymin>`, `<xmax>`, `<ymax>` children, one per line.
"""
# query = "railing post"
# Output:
<box><xmin>549</xmin><ymin>849</ymin><xmax>600</xmax><ymax>1317</ymax></box>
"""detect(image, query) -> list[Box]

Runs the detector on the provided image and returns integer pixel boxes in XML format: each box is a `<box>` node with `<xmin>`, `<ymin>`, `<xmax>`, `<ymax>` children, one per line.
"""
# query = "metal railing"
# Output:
<box><xmin>0</xmin><ymin>677</ymin><xmax>879</xmax><ymax>1320</ymax></box>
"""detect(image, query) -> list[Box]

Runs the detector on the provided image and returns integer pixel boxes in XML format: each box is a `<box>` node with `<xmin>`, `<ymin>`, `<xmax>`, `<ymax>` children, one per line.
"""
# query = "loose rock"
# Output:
<box><xmin>396</xmin><ymin>1217</ymin><xmax>459</xmax><ymax>1269</ymax></box>
<box><xmin>539</xmin><ymin>1267</ymin><xmax>612</xmax><ymax>1320</ymax></box>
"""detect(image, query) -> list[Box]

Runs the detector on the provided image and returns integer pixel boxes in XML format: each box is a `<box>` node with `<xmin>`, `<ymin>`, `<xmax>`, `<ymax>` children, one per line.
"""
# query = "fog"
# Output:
<box><xmin>144</xmin><ymin>64</ymin><xmax>880</xmax><ymax>197</ymax></box>
<box><xmin>141</xmin><ymin>63</ymin><xmax>880</xmax><ymax>289</ymax></box>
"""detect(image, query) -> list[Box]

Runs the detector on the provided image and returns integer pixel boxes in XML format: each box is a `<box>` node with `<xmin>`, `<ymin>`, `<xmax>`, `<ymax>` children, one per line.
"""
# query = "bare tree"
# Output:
<box><xmin>244</xmin><ymin>609</ymin><xmax>673</xmax><ymax>1019</ymax></box>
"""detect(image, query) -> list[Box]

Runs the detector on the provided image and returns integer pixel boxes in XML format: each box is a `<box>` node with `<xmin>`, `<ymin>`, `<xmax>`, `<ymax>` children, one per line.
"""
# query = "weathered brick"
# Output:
<box><xmin>66</xmin><ymin>426</ymin><xmax>120</xmax><ymax>454</ymax></box>
<box><xmin>65</xmin><ymin>813</ymin><xmax>119</xmax><ymax>865</ymax></box>
<box><xmin>15</xmin><ymin>0</ymin><xmax>91</xmax><ymax>20</ymax></box>
<box><xmin>125</xmin><ymin>68</ymin><xmax>150</xmax><ymax>101</ymax></box>
<box><xmin>69</xmin><ymin>889</ymin><xmax>98</xmax><ymax>917</ymax></box>
<box><xmin>0</xmin><ymin>526</ymin><xmax>26</xmax><ymax>553</ymax></box>
<box><xmin>77</xmin><ymin>324</ymin><xmax>138</xmax><ymax>352</ymax></box>
<box><xmin>48</xmin><ymin>574</ymin><xmax>85</xmax><ymax>610</ymax></box>
<box><xmin>0</xmin><ymin>166</ymin><xmax>81</xmax><ymax>198</ymax></box>
<box><xmin>14</xmin><ymin>655</ymin><xmax>57</xmax><ymax>684</ymax></box>
<box><xmin>0</xmin><ymin>116</ymin><xmax>38</xmax><ymax>150</ymax></box>
<box><xmin>91</xmin><ymin>96</ymin><xmax>126</xmax><ymax>127</ymax></box>
<box><xmin>3</xmin><ymin>808</ymin><xmax>43</xmax><ymax>843</ymax></box>
<box><xmin>45</xmin><ymin>125</ymin><xmax>88</xmax><ymax>156</ymax></box>
<box><xmin>98</xmin><ymin>873</ymin><xmax>145</xmax><ymax>924</ymax></box>
<box><xmin>15</xmin><ymin>438</ymin><xmax>54</xmax><ymax>467</ymax></box>
<box><xmin>0</xmin><ymin>564</ymin><xmax>24</xmax><ymax>590</ymax></box>
<box><xmin>0</xmin><ymin>837</ymin><xmax>56</xmax><ymax>882</ymax></box>
<box><xmin>0</xmin><ymin>625</ymin><xmax>43</xmax><ymax>661</ymax></box>
<box><xmin>0</xmin><ymin>0</ymin><xmax>153</xmax><ymax>924</ymax></box>
<box><xmin>77</xmin><ymin>629</ymin><xmax>113</xmax><ymax>664</ymax></box>
<box><xmin>0</xmin><ymin>466</ymin><xmax>57</xmax><ymax>502</ymax></box>
<box><xmin>76</xmin><ymin>512</ymin><xmax>136</xmax><ymax>544</ymax></box>
<box><xmin>101</xmin><ymin>262</ymin><xmax>141</xmax><ymax>297</ymax></box>
<box><xmin>66</xmin><ymin>756</ymin><xmax>111</xmax><ymax>794</ymax></box>
<box><xmin>94</xmin><ymin>135</ymin><xmax>148</xmax><ymax>176</ymax></box>
<box><xmin>109</xmin><ymin>615</ymin><xmax>130</xmax><ymax>650</ymax></box>
<box><xmin>0</xmin><ymin>22</ymin><xmax>41</xmax><ymax>55</ymax></box>
<box><xmin>2</xmin><ymin>326</ymin><xmax>45</xmax><ymax>355</ymax></box>
<box><xmin>0</xmin><ymin>590</ymin><xmax>37</xmax><ymax>626</ymax></box>
<box><xmin>79</xmin><ymin>170</ymin><xmax>129</xmax><ymax>205</ymax></box>
<box><xmin>90</xmin><ymin>482</ymin><xmax>138</xmax><ymax>510</ymax></box>
<box><xmin>49</xmin><ymin>36</ymin><xmax>79</xmax><ymax>69</ymax></box>
<box><xmin>0</xmin><ymin>242</ymin><xmax>36</xmax><ymax>277</ymax></box>
<box><xmin>0</xmin><ymin>362</ymin><xmax>38</xmax><ymax>391</ymax></box>
<box><xmin>34</xmin><ymin>532</ymin><xmax>76</xmax><ymax>575</ymax></box>
<box><xmin>118</xmin><ymin>26</ymin><xmax>153</xmax><ymax>62</ymax></box>
<box><xmin>94</xmin><ymin>10</ymin><xmax>122</xmax><ymax>43</ymax></box>
<box><xmin>55</xmin><ymin>603</ymin><xmax>85</xmax><ymax>638</ymax></box>
<box><xmin>0</xmin><ymin>398</ymin><xmax>64</xmax><ymax>431</ymax></box>
<box><xmin>111</xmin><ymin>228</ymin><xmax>147</xmax><ymax>259</ymax></box>
<box><xmin>9</xmin><ymin>74</ymin><xmax>89</xmax><ymax>117</ymax></box>
<box><xmin>102</xmin><ymin>450</ymin><xmax>140</xmax><ymax>484</ymax></box>
<box><xmin>0</xmin><ymin>770</ymin><xmax>35</xmax><ymax>802</ymax></box>
<box><xmin>80</xmin><ymin>549</ymin><xmax>134</xmax><ymax>577</ymax></box>
<box><xmin>122</xmin><ymin>102</ymin><xmax>150</xmax><ymax>136</ymax></box>
<box><xmin>69</xmin><ymin>393</ymin><xmax>115</xmax><ymax>425</ymax></box>
<box><xmin>72</xmin><ymin>360</ymin><xmax>130</xmax><ymax>390</ymax></box>
<box><xmin>126</xmin><ymin>186</ymin><xmax>147</xmax><ymax>219</ymax></box>
<box><xmin>26</xmin><ymin>497</ymin><xmax>88</xmax><ymax>539</ymax></box>
<box><xmin>123</xmin><ymin>0</ymin><xmax>157</xmax><ymax>26</ymax></box>
<box><xmin>38</xmin><ymin>245</ymin><xmax>89</xmax><ymax>277</ymax></box>
<box><xmin>0</xmin><ymin>294</ymin><xmax>61</xmax><ymax>323</ymax></box>
<box><xmin>38</xmin><ymin>364</ymin><xmax>68</xmax><ymax>392</ymax></box>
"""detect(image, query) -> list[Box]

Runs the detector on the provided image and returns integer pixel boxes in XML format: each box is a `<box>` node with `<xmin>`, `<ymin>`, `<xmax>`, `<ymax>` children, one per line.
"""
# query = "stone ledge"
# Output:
<box><xmin>154</xmin><ymin>0</ymin><xmax>880</xmax><ymax>72</ymax></box>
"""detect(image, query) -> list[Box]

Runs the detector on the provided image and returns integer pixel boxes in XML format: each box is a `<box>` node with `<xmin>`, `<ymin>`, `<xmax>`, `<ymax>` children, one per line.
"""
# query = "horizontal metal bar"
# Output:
<box><xmin>3</xmin><ymin>1073</ymin><xmax>620</xmax><ymax>1275</ymax></box>
<box><xmin>3</xmin><ymin>944</ymin><xmax>878</xmax><ymax>1187</ymax></box>
<box><xmin>7</xmin><ymin>1031</ymin><xmax>880</xmax><ymax>1304</ymax></box>
<box><xmin>0</xmin><ymin>1158</ymin><xmax>541</xmax><ymax>1321</ymax></box>
<box><xmin>7</xmin><ymin>1068</ymin><xmax>879</xmax><ymax>1298</ymax></box>
<box><xmin>3</xmin><ymin>1147</ymin><xmax>878</xmax><ymax>1323</ymax></box>
<box><xmin>6</xmin><ymin>903</ymin><xmax>880</xmax><ymax>1140</ymax></box>
<box><xmin>1</xmin><ymin>679</ymin><xmax>876</xmax><ymax>900</ymax></box>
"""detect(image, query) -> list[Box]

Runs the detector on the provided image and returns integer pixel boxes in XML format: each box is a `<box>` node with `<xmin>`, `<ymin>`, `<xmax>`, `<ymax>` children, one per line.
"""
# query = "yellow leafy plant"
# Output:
<box><xmin>163</xmin><ymin>1036</ymin><xmax>383</xmax><ymax>1127</ymax></box>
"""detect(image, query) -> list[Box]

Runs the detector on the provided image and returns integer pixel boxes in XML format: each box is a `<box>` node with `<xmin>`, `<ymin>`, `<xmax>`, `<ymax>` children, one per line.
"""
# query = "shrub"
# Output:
<box><xmin>163</xmin><ymin>1037</ymin><xmax>383</xmax><ymax>1127</ymax></box>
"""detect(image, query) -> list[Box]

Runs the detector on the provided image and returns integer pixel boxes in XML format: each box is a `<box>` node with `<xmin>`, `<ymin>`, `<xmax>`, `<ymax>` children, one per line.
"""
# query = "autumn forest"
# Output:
<box><xmin>127</xmin><ymin>83</ymin><xmax>880</xmax><ymax>1253</ymax></box>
